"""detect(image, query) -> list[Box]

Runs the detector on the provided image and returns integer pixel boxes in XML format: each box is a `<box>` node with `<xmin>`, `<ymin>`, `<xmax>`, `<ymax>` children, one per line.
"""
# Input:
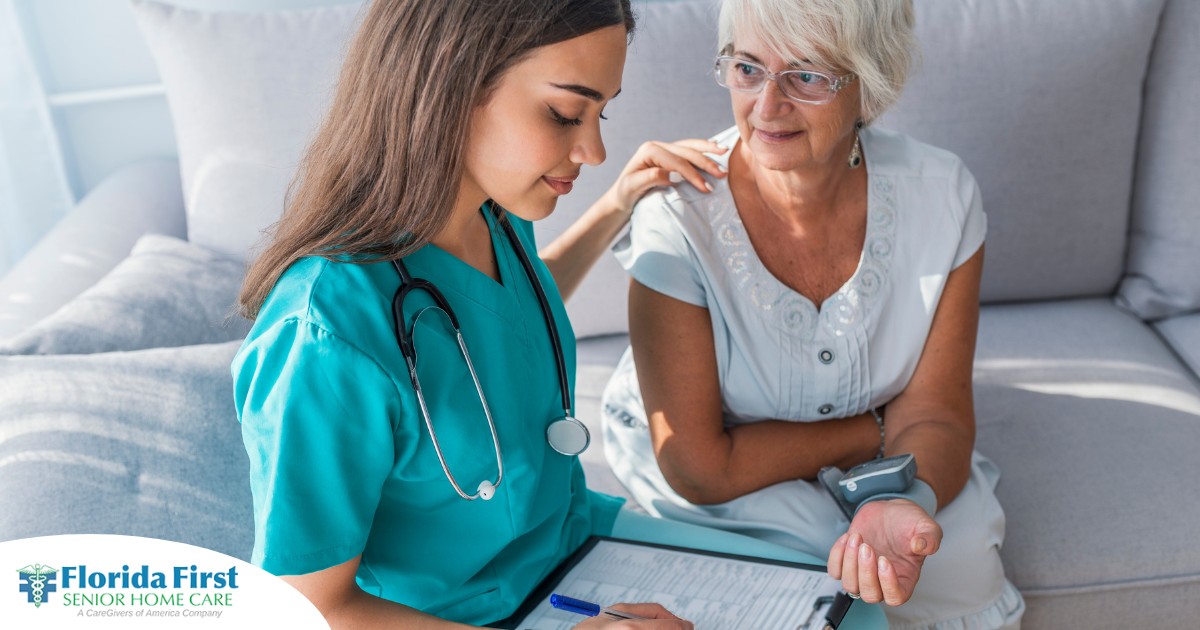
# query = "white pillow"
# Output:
<box><xmin>131</xmin><ymin>0</ymin><xmax>363</xmax><ymax>261</ymax></box>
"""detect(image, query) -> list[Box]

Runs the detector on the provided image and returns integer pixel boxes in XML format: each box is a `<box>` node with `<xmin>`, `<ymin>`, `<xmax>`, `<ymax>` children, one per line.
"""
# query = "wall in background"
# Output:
<box><xmin>0</xmin><ymin>0</ymin><xmax>171</xmax><ymax>276</ymax></box>
<box><xmin>0</xmin><ymin>0</ymin><xmax>358</xmax><ymax>277</ymax></box>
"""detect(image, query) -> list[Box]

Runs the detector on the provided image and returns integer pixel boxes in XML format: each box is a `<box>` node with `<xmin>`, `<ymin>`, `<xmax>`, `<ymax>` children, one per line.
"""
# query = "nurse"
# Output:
<box><xmin>231</xmin><ymin>0</ymin><xmax>726</xmax><ymax>628</ymax></box>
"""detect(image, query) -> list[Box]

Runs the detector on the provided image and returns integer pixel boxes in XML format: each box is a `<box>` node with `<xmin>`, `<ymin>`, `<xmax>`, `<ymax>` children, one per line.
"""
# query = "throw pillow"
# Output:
<box><xmin>130</xmin><ymin>0</ymin><xmax>363</xmax><ymax>261</ymax></box>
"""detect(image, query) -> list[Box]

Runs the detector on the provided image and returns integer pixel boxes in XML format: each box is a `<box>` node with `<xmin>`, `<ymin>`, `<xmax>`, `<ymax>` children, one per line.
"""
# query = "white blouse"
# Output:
<box><xmin>601</xmin><ymin>128</ymin><xmax>1025</xmax><ymax>630</ymax></box>
<box><xmin>612</xmin><ymin>125</ymin><xmax>986</xmax><ymax>424</ymax></box>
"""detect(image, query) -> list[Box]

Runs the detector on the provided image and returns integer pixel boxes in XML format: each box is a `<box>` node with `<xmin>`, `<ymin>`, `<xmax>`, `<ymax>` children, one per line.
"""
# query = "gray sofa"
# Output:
<box><xmin>2</xmin><ymin>0</ymin><xmax>1198</xmax><ymax>627</ymax></box>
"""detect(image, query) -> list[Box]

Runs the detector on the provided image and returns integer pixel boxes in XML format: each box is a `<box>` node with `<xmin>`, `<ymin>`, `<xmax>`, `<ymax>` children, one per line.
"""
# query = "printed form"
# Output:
<box><xmin>512</xmin><ymin>539</ymin><xmax>841</xmax><ymax>630</ymax></box>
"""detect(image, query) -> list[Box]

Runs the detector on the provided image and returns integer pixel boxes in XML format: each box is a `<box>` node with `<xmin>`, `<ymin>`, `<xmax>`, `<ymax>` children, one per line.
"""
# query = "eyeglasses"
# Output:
<box><xmin>714</xmin><ymin>56</ymin><xmax>855</xmax><ymax>105</ymax></box>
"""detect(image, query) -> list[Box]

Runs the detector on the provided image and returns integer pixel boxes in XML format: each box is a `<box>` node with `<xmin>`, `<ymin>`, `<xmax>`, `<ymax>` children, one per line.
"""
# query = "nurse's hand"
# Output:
<box><xmin>601</xmin><ymin>139</ymin><xmax>728</xmax><ymax>215</ymax></box>
<box><xmin>572</xmin><ymin>603</ymin><xmax>694</xmax><ymax>629</ymax></box>
<box><xmin>827</xmin><ymin>499</ymin><xmax>942</xmax><ymax>607</ymax></box>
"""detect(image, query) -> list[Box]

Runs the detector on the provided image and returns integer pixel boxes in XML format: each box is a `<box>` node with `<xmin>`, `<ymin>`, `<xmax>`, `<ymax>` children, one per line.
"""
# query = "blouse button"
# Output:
<box><xmin>818</xmin><ymin>349</ymin><xmax>835</xmax><ymax>364</ymax></box>
<box><xmin>818</xmin><ymin>404</ymin><xmax>834</xmax><ymax>415</ymax></box>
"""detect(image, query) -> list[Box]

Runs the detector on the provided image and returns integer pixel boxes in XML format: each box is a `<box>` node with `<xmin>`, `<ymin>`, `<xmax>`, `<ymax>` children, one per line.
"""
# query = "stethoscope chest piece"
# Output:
<box><xmin>546</xmin><ymin>416</ymin><xmax>590</xmax><ymax>456</ymax></box>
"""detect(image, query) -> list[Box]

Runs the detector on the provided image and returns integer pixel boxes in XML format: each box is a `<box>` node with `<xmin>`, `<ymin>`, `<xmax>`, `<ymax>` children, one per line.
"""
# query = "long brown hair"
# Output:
<box><xmin>238</xmin><ymin>0</ymin><xmax>636</xmax><ymax>319</ymax></box>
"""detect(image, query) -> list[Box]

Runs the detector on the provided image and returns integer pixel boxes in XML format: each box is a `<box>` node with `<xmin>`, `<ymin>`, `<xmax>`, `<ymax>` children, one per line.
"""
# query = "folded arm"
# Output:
<box><xmin>878</xmin><ymin>245</ymin><xmax>983</xmax><ymax>507</ymax></box>
<box><xmin>829</xmin><ymin>246</ymin><xmax>985</xmax><ymax>606</ymax></box>
<box><xmin>628</xmin><ymin>279</ymin><xmax>882</xmax><ymax>505</ymax></box>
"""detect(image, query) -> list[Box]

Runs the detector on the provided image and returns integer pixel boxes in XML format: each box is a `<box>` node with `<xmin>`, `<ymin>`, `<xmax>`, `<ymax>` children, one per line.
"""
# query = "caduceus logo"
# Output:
<box><xmin>17</xmin><ymin>564</ymin><xmax>58</xmax><ymax>608</ymax></box>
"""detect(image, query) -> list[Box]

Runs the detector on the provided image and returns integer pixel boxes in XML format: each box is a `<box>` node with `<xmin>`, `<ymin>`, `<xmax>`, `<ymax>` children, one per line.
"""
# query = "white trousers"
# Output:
<box><xmin>601</xmin><ymin>368</ymin><xmax>1025</xmax><ymax>630</ymax></box>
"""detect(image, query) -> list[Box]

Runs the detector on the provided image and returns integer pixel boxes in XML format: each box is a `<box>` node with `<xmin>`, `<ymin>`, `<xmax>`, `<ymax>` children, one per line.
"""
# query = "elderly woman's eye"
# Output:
<box><xmin>797</xmin><ymin>72</ymin><xmax>818</xmax><ymax>84</ymax></box>
<box><xmin>736</xmin><ymin>63</ymin><xmax>759</xmax><ymax>76</ymax></box>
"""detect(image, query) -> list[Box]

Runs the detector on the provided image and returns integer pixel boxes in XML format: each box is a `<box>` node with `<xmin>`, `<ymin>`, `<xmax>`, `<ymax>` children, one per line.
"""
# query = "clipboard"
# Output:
<box><xmin>492</xmin><ymin>535</ymin><xmax>850</xmax><ymax>630</ymax></box>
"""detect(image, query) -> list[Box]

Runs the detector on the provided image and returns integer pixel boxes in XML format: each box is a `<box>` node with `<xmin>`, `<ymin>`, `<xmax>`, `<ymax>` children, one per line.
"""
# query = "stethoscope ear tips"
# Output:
<box><xmin>477</xmin><ymin>480</ymin><xmax>496</xmax><ymax>501</ymax></box>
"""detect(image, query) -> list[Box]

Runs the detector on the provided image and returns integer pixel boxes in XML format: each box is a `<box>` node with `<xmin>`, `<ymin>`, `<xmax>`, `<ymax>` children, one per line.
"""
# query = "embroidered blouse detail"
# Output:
<box><xmin>708</xmin><ymin>173</ymin><xmax>897</xmax><ymax>341</ymax></box>
<box><xmin>611</xmin><ymin>124</ymin><xmax>985</xmax><ymax>422</ymax></box>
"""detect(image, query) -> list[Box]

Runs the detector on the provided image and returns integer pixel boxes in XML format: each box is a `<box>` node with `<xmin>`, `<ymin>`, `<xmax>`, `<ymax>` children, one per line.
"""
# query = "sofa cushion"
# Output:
<box><xmin>130</xmin><ymin>0</ymin><xmax>362</xmax><ymax>262</ymax></box>
<box><xmin>1117</xmin><ymin>0</ymin><xmax>1200</xmax><ymax>320</ymax></box>
<box><xmin>1155</xmin><ymin>313</ymin><xmax>1200</xmax><ymax>380</ymax></box>
<box><xmin>974</xmin><ymin>298</ymin><xmax>1200</xmax><ymax>627</ymax></box>
<box><xmin>0</xmin><ymin>341</ymin><xmax>252</xmax><ymax>560</ymax></box>
<box><xmin>876</xmin><ymin>0</ymin><xmax>1164</xmax><ymax>303</ymax></box>
<box><xmin>0</xmin><ymin>234</ymin><xmax>249</xmax><ymax>355</ymax></box>
<box><xmin>576</xmin><ymin>334</ymin><xmax>639</xmax><ymax>502</ymax></box>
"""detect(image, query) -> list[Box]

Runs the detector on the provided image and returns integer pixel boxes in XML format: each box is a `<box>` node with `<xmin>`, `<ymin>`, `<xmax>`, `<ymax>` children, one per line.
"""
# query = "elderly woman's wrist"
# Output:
<box><xmin>868</xmin><ymin>407</ymin><xmax>885</xmax><ymax>459</ymax></box>
<box><xmin>846</xmin><ymin>414</ymin><xmax>883</xmax><ymax>464</ymax></box>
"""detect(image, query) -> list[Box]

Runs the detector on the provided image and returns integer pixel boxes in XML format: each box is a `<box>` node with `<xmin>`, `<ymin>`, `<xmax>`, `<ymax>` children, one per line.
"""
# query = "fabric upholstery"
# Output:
<box><xmin>0</xmin><ymin>160</ymin><xmax>185</xmax><ymax>341</ymax></box>
<box><xmin>576</xmin><ymin>334</ymin><xmax>638</xmax><ymax>502</ymax></box>
<box><xmin>1117</xmin><ymin>0</ymin><xmax>1200</xmax><ymax>320</ymax></box>
<box><xmin>131</xmin><ymin>0</ymin><xmax>363</xmax><ymax>262</ymax></box>
<box><xmin>973</xmin><ymin>299</ymin><xmax>1200</xmax><ymax>627</ymax></box>
<box><xmin>877</xmin><ymin>0</ymin><xmax>1164</xmax><ymax>303</ymax></box>
<box><xmin>0</xmin><ymin>234</ymin><xmax>249</xmax><ymax>355</ymax></box>
<box><xmin>0</xmin><ymin>341</ymin><xmax>252</xmax><ymax>561</ymax></box>
<box><xmin>14</xmin><ymin>1</ymin><xmax>1190</xmax><ymax>626</ymax></box>
<box><xmin>1155</xmin><ymin>312</ymin><xmax>1200</xmax><ymax>380</ymax></box>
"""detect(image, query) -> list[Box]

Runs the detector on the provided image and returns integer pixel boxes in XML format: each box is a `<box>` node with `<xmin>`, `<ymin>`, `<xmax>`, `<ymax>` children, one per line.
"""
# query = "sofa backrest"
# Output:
<box><xmin>558</xmin><ymin>0</ymin><xmax>1172</xmax><ymax>334</ymax></box>
<box><xmin>136</xmin><ymin>0</ymin><xmax>1191</xmax><ymax>339</ymax></box>
<box><xmin>877</xmin><ymin>0</ymin><xmax>1163</xmax><ymax>304</ymax></box>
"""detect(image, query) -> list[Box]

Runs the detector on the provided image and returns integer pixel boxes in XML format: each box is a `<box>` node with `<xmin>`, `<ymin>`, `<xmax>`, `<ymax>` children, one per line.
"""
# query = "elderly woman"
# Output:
<box><xmin>600</xmin><ymin>0</ymin><xmax>1025</xmax><ymax>627</ymax></box>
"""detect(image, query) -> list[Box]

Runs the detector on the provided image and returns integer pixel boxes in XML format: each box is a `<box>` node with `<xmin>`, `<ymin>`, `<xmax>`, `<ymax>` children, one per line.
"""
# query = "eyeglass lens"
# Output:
<box><xmin>716</xmin><ymin>58</ymin><xmax>836</xmax><ymax>103</ymax></box>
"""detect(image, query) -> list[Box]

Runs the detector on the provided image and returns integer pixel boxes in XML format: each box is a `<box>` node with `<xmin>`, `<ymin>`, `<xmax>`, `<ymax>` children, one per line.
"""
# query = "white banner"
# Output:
<box><xmin>0</xmin><ymin>534</ymin><xmax>328</xmax><ymax>628</ymax></box>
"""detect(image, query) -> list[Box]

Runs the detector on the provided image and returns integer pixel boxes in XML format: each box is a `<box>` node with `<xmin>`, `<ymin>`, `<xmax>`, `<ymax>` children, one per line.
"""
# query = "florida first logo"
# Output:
<box><xmin>17</xmin><ymin>564</ymin><xmax>58</xmax><ymax>608</ymax></box>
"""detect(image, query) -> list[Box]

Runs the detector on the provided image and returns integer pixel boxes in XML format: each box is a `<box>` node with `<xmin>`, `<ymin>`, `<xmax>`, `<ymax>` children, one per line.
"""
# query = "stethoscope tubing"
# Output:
<box><xmin>498</xmin><ymin>212</ymin><xmax>573</xmax><ymax>418</ymax></box>
<box><xmin>403</xmin><ymin>325</ymin><xmax>504</xmax><ymax>501</ymax></box>
<box><xmin>390</xmin><ymin>203</ymin><xmax>581</xmax><ymax>501</ymax></box>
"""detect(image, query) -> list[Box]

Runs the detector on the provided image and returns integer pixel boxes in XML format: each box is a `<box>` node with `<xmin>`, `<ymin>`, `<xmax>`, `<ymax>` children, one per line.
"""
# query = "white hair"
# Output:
<box><xmin>718</xmin><ymin>0</ymin><xmax>917</xmax><ymax>122</ymax></box>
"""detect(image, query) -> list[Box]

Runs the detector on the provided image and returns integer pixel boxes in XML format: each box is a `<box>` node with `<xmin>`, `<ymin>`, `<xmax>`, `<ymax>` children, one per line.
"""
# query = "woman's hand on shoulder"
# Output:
<box><xmin>572</xmin><ymin>603</ymin><xmax>694</xmax><ymax>629</ymax></box>
<box><xmin>827</xmin><ymin>499</ymin><xmax>942</xmax><ymax>607</ymax></box>
<box><xmin>603</xmin><ymin>139</ymin><xmax>727</xmax><ymax>215</ymax></box>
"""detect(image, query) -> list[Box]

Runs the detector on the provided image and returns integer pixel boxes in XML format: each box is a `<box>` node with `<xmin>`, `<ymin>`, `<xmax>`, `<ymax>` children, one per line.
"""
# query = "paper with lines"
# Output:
<box><xmin>511</xmin><ymin>538</ymin><xmax>840</xmax><ymax>630</ymax></box>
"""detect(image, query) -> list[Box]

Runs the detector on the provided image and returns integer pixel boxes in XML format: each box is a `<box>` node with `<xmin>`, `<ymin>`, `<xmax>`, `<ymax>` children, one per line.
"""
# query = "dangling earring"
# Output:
<box><xmin>848</xmin><ymin>119</ymin><xmax>864</xmax><ymax>169</ymax></box>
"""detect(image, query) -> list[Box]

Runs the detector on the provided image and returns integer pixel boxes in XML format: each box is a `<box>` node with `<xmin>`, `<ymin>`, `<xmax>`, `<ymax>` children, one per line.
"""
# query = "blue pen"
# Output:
<box><xmin>550</xmin><ymin>593</ymin><xmax>648</xmax><ymax>621</ymax></box>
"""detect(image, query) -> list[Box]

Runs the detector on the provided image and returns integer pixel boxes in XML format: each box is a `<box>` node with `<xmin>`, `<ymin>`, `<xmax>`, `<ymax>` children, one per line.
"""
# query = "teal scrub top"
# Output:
<box><xmin>232</xmin><ymin>207</ymin><xmax>624</xmax><ymax>625</ymax></box>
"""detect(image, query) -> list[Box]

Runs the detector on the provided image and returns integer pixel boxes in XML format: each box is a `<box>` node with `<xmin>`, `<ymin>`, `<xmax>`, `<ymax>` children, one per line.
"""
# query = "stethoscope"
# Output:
<box><xmin>390</xmin><ymin>205</ymin><xmax>590</xmax><ymax>501</ymax></box>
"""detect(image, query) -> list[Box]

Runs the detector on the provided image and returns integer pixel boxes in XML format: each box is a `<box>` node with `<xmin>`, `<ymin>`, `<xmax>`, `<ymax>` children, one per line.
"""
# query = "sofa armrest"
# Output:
<box><xmin>0</xmin><ymin>159</ymin><xmax>185</xmax><ymax>340</ymax></box>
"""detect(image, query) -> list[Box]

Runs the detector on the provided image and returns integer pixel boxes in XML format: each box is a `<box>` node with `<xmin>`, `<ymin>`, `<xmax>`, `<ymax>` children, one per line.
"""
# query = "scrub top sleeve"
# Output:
<box><xmin>952</xmin><ymin>161</ymin><xmax>987</xmax><ymax>269</ymax></box>
<box><xmin>612</xmin><ymin>193</ymin><xmax>708</xmax><ymax>307</ymax></box>
<box><xmin>234</xmin><ymin>317</ymin><xmax>397</xmax><ymax>576</ymax></box>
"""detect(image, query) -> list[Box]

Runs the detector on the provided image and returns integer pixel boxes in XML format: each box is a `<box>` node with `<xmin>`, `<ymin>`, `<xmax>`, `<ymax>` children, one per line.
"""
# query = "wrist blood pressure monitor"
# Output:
<box><xmin>820</xmin><ymin>453</ymin><xmax>936</xmax><ymax>519</ymax></box>
<box><xmin>838</xmin><ymin>453</ymin><xmax>916</xmax><ymax>502</ymax></box>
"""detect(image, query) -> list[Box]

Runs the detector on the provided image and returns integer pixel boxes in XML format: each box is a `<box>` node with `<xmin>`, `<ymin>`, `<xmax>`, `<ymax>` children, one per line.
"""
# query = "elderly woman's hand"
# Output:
<box><xmin>601</xmin><ymin>139</ymin><xmax>728</xmax><ymax>215</ymax></box>
<box><xmin>827</xmin><ymin>499</ymin><xmax>943</xmax><ymax>607</ymax></box>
